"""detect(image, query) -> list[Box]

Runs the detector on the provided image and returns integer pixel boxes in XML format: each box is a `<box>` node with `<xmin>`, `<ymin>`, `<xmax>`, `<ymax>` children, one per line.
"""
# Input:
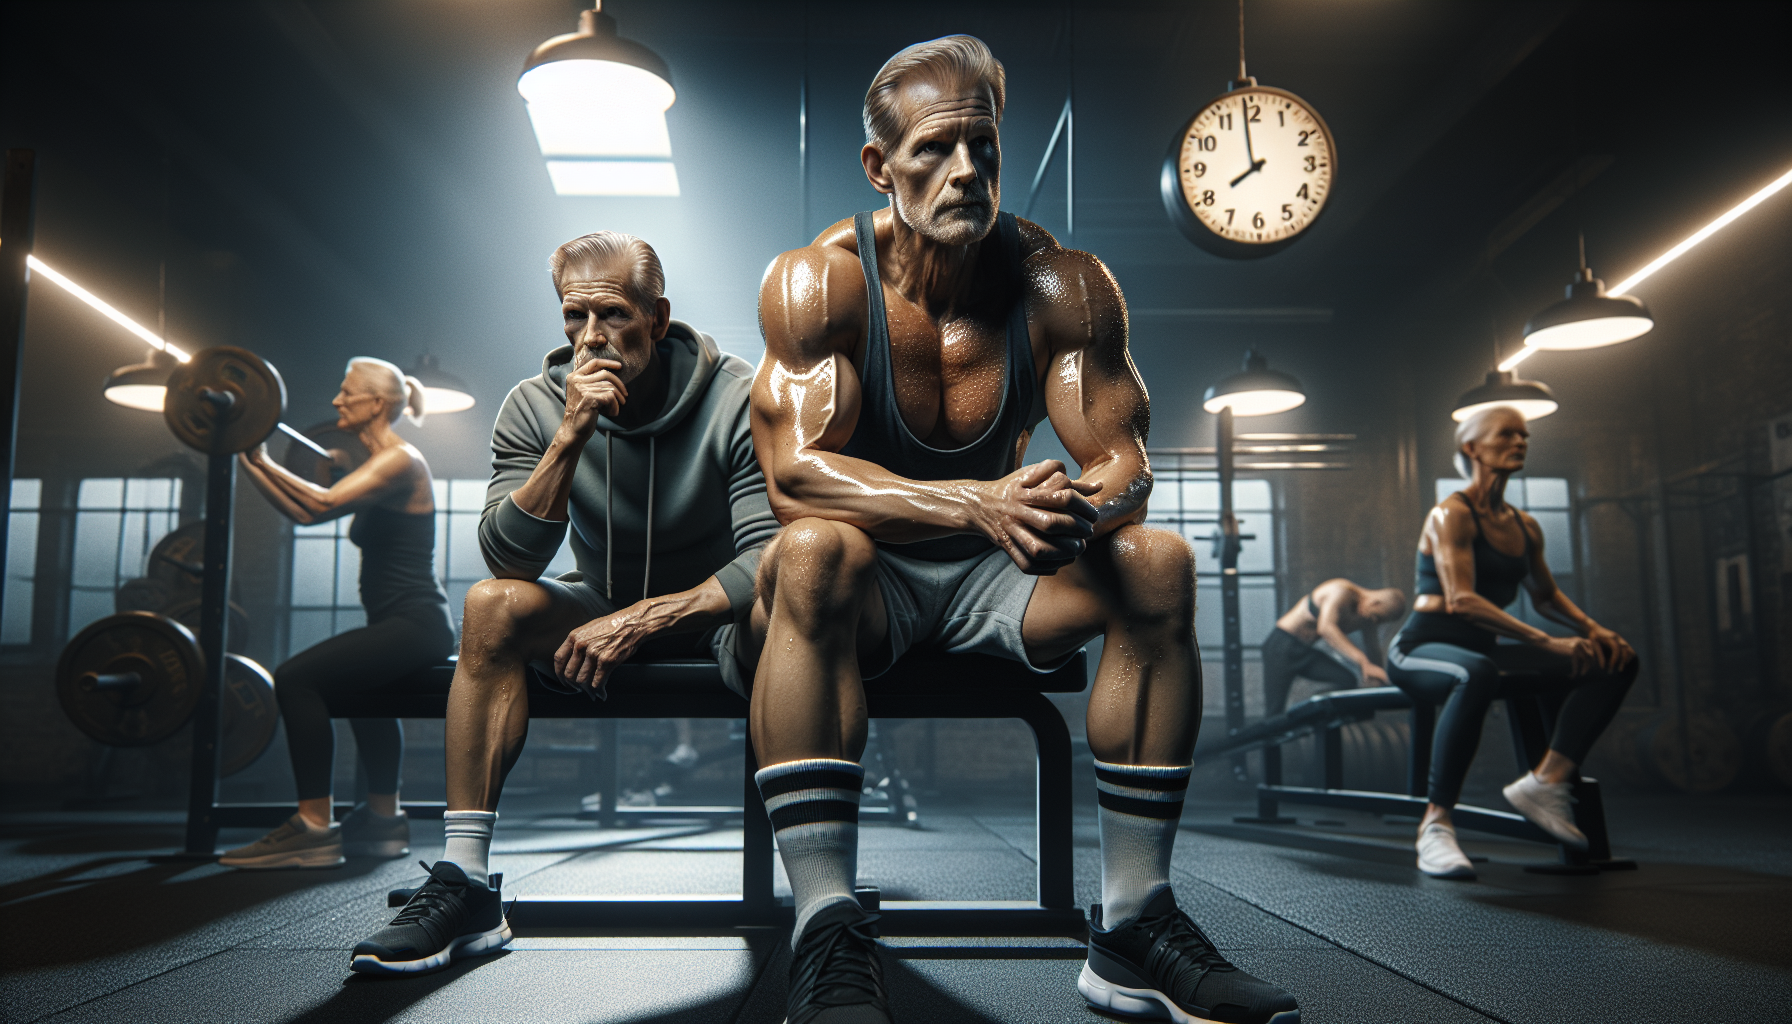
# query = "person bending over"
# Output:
<box><xmin>744</xmin><ymin>36</ymin><xmax>1298</xmax><ymax>1024</ymax></box>
<box><xmin>1261</xmin><ymin>580</ymin><xmax>1406</xmax><ymax>714</ymax></box>
<box><xmin>349</xmin><ymin>232</ymin><xmax>779</xmax><ymax>975</ymax></box>
<box><xmin>221</xmin><ymin>359</ymin><xmax>454</xmax><ymax>869</ymax></box>
<box><xmin>1388</xmin><ymin>406</ymin><xmax>1636</xmax><ymax>880</ymax></box>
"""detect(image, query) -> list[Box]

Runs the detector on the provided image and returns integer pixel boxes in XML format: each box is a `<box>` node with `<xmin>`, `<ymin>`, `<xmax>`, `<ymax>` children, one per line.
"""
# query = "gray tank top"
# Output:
<box><xmin>837</xmin><ymin>210</ymin><xmax>1044</xmax><ymax>561</ymax></box>
<box><xmin>349</xmin><ymin>506</ymin><xmax>452</xmax><ymax>627</ymax></box>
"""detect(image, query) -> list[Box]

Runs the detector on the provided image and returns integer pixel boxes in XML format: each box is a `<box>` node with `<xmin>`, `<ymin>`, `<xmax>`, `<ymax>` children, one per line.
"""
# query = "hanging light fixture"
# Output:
<box><xmin>1451</xmin><ymin>370</ymin><xmax>1557</xmax><ymax>422</ymax></box>
<box><xmin>518</xmin><ymin>3</ymin><xmax>679</xmax><ymax>197</ymax></box>
<box><xmin>103</xmin><ymin>346</ymin><xmax>179</xmax><ymax>411</ymax></box>
<box><xmin>406</xmin><ymin>353</ymin><xmax>476</xmax><ymax>414</ymax></box>
<box><xmin>1203</xmin><ymin>350</ymin><xmax>1306</xmax><ymax>416</ymax></box>
<box><xmin>1521</xmin><ymin>233</ymin><xmax>1653</xmax><ymax>351</ymax></box>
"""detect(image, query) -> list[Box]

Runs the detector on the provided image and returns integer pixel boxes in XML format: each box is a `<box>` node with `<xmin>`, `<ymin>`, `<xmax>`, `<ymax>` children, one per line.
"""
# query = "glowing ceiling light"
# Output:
<box><xmin>25</xmin><ymin>255</ymin><xmax>190</xmax><ymax>363</ymax></box>
<box><xmin>1451</xmin><ymin>370</ymin><xmax>1558</xmax><ymax>422</ymax></box>
<box><xmin>407</xmin><ymin>353</ymin><xmax>476</xmax><ymax>415</ymax></box>
<box><xmin>1522</xmin><ymin>234</ymin><xmax>1654</xmax><ymax>352</ymax></box>
<box><xmin>519</xmin><ymin>4</ymin><xmax>679</xmax><ymax>197</ymax></box>
<box><xmin>1204</xmin><ymin>350</ymin><xmax>1307</xmax><ymax>416</ymax></box>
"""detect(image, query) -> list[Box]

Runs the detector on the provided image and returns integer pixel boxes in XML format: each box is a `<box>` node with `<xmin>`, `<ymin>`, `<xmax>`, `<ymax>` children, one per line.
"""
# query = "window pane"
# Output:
<box><xmin>450</xmin><ymin>518</ymin><xmax>484</xmax><ymax>583</ymax></box>
<box><xmin>432</xmin><ymin>479</ymin><xmax>448</xmax><ymax>507</ymax></box>
<box><xmin>291</xmin><ymin>537</ymin><xmax>338</xmax><ymax>607</ymax></box>
<box><xmin>10</xmin><ymin>478</ymin><xmax>40</xmax><ymax>509</ymax></box>
<box><xmin>1181</xmin><ymin>479</ymin><xmax>1218</xmax><ymax>513</ymax></box>
<box><xmin>1235</xmin><ymin>512</ymin><xmax>1275</xmax><ymax>573</ymax></box>
<box><xmin>334</xmin><ymin>537</ymin><xmax>362</xmax><ymax>606</ymax></box>
<box><xmin>1234</xmin><ymin>479</ymin><xmax>1273</xmax><ymax>512</ymax></box>
<box><xmin>1238</xmin><ymin>580</ymin><xmax>1279</xmax><ymax>642</ymax></box>
<box><xmin>1504</xmin><ymin>478</ymin><xmax>1526</xmax><ymax>507</ymax></box>
<box><xmin>4</xmin><ymin>506</ymin><xmax>37</xmax><ymax>644</ymax></box>
<box><xmin>435</xmin><ymin>511</ymin><xmax>451</xmax><ymax>579</ymax></box>
<box><xmin>68</xmin><ymin>589</ymin><xmax>114</xmax><ymax>638</ymax></box>
<box><xmin>1525</xmin><ymin>477</ymin><xmax>1569</xmax><ymax>509</ymax></box>
<box><xmin>1435</xmin><ymin>479</ymin><xmax>1467</xmax><ymax>506</ymax></box>
<box><xmin>78</xmin><ymin>478</ymin><xmax>123</xmax><ymax>509</ymax></box>
<box><xmin>450</xmin><ymin>479</ymin><xmax>485</xmax><ymax>512</ymax></box>
<box><xmin>1531</xmin><ymin>510</ymin><xmax>1573</xmax><ymax>575</ymax></box>
<box><xmin>71</xmin><ymin>511</ymin><xmax>122</xmax><ymax>587</ymax></box>
<box><xmin>288</xmin><ymin>609</ymin><xmax>335</xmax><ymax>655</ymax></box>
<box><xmin>544</xmin><ymin>540</ymin><xmax>578</xmax><ymax>579</ymax></box>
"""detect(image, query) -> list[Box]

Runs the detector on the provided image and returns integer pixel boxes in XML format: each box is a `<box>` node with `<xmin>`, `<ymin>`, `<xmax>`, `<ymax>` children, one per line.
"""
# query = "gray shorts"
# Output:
<box><xmin>859</xmin><ymin>544</ymin><xmax>1074</xmax><ymax>683</ymax></box>
<box><xmin>530</xmin><ymin>571</ymin><xmax>752</xmax><ymax>698</ymax></box>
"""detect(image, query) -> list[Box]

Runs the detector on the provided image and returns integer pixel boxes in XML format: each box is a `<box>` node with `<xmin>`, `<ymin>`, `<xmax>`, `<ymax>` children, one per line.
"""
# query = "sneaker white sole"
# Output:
<box><xmin>349</xmin><ymin>919</ymin><xmax>513</xmax><ymax>976</ymax></box>
<box><xmin>218</xmin><ymin>847</ymin><xmax>345</xmax><ymax>869</ymax></box>
<box><xmin>1502</xmin><ymin>781</ymin><xmax>1589</xmax><ymax>849</ymax></box>
<box><xmin>1077</xmin><ymin>962</ymin><xmax>1300</xmax><ymax>1024</ymax></box>
<box><xmin>1417</xmin><ymin>858</ymin><xmax>1477</xmax><ymax>880</ymax></box>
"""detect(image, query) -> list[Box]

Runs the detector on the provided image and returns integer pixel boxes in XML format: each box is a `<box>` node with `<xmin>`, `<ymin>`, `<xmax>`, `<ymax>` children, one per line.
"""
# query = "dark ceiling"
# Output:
<box><xmin>3</xmin><ymin>0</ymin><xmax>1790</xmax><ymax>473</ymax></box>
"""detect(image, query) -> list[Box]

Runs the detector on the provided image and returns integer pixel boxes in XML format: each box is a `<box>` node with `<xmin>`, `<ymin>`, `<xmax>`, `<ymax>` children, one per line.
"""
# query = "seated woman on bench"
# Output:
<box><xmin>220</xmin><ymin>358</ymin><xmax>455</xmax><ymax>869</ymax></box>
<box><xmin>1260</xmin><ymin>580</ymin><xmax>1406</xmax><ymax>715</ymax></box>
<box><xmin>1388</xmin><ymin>406</ymin><xmax>1637</xmax><ymax>879</ymax></box>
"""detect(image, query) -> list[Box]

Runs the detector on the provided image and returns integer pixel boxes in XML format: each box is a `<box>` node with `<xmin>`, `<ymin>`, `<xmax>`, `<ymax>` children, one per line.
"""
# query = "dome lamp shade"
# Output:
<box><xmin>407</xmin><ymin>354</ymin><xmax>476</xmax><ymax>415</ymax></box>
<box><xmin>1451</xmin><ymin>370</ymin><xmax>1558</xmax><ymax>422</ymax></box>
<box><xmin>1203</xmin><ymin>350</ymin><xmax>1306</xmax><ymax>416</ymax></box>
<box><xmin>1523</xmin><ymin>269</ymin><xmax>1653</xmax><ymax>351</ymax></box>
<box><xmin>102</xmin><ymin>347</ymin><xmax>178</xmax><ymax>411</ymax></box>
<box><xmin>519</xmin><ymin>5</ymin><xmax>679</xmax><ymax>196</ymax></box>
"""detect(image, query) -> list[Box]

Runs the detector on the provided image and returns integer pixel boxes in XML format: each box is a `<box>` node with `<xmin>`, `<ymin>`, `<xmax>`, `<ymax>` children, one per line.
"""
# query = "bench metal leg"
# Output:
<box><xmin>742</xmin><ymin>730</ymin><xmax>776</xmax><ymax>915</ymax></box>
<box><xmin>1235</xmin><ymin>744</ymin><xmax>1295</xmax><ymax>824</ymax></box>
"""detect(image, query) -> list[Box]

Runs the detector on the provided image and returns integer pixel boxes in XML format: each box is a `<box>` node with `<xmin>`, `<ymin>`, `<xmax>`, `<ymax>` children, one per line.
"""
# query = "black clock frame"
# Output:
<box><xmin>1160</xmin><ymin>83</ymin><xmax>1337</xmax><ymax>261</ymax></box>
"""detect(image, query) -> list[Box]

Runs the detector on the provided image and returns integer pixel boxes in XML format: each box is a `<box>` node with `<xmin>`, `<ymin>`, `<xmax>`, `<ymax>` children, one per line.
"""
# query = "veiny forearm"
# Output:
<box><xmin>508</xmin><ymin>428</ymin><xmax>590</xmax><ymax>522</ymax></box>
<box><xmin>624</xmin><ymin>577</ymin><xmax>734</xmax><ymax>637</ymax></box>
<box><xmin>1446</xmin><ymin>594</ymin><xmax>1555</xmax><ymax>645</ymax></box>
<box><xmin>771</xmin><ymin>449</ymin><xmax>981</xmax><ymax>541</ymax></box>
<box><xmin>240</xmin><ymin>456</ymin><xmax>318</xmax><ymax>524</ymax></box>
<box><xmin>1076</xmin><ymin>450</ymin><xmax>1151</xmax><ymax>537</ymax></box>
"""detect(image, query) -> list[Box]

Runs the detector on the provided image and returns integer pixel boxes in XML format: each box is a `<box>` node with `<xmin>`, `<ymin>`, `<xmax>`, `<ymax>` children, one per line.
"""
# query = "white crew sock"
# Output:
<box><xmin>755</xmin><ymin>758</ymin><xmax>864</xmax><ymax>947</ymax></box>
<box><xmin>442</xmin><ymin>810</ymin><xmax>497</xmax><ymax>886</ymax></box>
<box><xmin>1095</xmin><ymin>760</ymin><xmax>1192</xmax><ymax>925</ymax></box>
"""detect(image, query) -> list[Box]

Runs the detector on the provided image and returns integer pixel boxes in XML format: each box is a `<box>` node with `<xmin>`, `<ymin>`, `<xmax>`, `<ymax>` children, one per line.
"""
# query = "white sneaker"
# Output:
<box><xmin>1416</xmin><ymin>822</ymin><xmax>1476</xmax><ymax>879</ymax></box>
<box><xmin>1503</xmin><ymin>773</ymin><xmax>1589</xmax><ymax>849</ymax></box>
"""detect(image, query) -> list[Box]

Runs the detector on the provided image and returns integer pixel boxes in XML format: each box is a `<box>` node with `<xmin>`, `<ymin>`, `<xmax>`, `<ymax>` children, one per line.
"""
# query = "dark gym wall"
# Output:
<box><xmin>3</xmin><ymin>1</ymin><xmax>1789</xmax><ymax>798</ymax></box>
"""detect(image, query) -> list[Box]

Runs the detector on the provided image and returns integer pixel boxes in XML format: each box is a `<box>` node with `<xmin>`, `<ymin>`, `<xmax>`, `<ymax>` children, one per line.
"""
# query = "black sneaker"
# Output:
<box><xmin>350</xmin><ymin>861</ymin><xmax>511</xmax><ymax>975</ymax></box>
<box><xmin>1080</xmin><ymin>888</ymin><xmax>1299</xmax><ymax>1024</ymax></box>
<box><xmin>341</xmin><ymin>804</ymin><xmax>410</xmax><ymax>858</ymax></box>
<box><xmin>786</xmin><ymin>900</ymin><xmax>891</xmax><ymax>1024</ymax></box>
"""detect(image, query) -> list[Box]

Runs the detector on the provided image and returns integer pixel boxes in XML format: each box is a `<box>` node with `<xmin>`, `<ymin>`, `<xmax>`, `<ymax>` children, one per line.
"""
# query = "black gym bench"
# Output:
<box><xmin>1195</xmin><ymin>683</ymin><xmax>1635</xmax><ymax>873</ymax></box>
<box><xmin>207</xmin><ymin>650</ymin><xmax>1089</xmax><ymax>935</ymax></box>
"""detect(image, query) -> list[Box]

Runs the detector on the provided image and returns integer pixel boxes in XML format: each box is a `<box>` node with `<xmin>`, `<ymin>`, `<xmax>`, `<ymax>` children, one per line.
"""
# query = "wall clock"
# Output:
<box><xmin>1160</xmin><ymin>76</ymin><xmax>1336</xmax><ymax>259</ymax></box>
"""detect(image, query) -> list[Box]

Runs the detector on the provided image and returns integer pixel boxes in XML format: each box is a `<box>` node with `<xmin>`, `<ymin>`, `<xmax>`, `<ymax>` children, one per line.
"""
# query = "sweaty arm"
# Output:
<box><xmin>239</xmin><ymin>444</ymin><xmax>411</xmax><ymax>525</ymax></box>
<box><xmin>751</xmin><ymin>243</ymin><xmax>1095</xmax><ymax>574</ymax></box>
<box><xmin>1031</xmin><ymin>240</ymin><xmax>1152</xmax><ymax>537</ymax></box>
<box><xmin>1311</xmin><ymin>586</ymin><xmax>1388</xmax><ymax>685</ymax></box>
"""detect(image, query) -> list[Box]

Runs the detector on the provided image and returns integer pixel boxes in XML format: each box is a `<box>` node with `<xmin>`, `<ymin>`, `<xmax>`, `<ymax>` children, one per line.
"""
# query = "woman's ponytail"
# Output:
<box><xmin>402</xmin><ymin>375</ymin><xmax>428</xmax><ymax>427</ymax></box>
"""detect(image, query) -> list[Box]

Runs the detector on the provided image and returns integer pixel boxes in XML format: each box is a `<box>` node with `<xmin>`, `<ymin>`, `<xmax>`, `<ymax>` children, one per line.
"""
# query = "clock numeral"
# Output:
<box><xmin>1193</xmin><ymin>135</ymin><xmax>1216</xmax><ymax>152</ymax></box>
<box><xmin>1281</xmin><ymin>204</ymin><xmax>1294</xmax><ymax>221</ymax></box>
<box><xmin>1191</xmin><ymin>162</ymin><xmax>1206</xmax><ymax>178</ymax></box>
<box><xmin>1277</xmin><ymin>110</ymin><xmax>1285</xmax><ymax>127</ymax></box>
<box><xmin>1303</xmin><ymin>156</ymin><xmax>1316</xmax><ymax>173</ymax></box>
<box><xmin>1296</xmin><ymin>183</ymin><xmax>1310</xmax><ymax>199</ymax></box>
<box><xmin>1298</xmin><ymin>130</ymin><xmax>1313</xmax><ymax>147</ymax></box>
<box><xmin>1203</xmin><ymin>191</ymin><xmax>1217</xmax><ymax>207</ymax></box>
<box><xmin>1246</xmin><ymin>103</ymin><xmax>1261</xmax><ymax>123</ymax></box>
<box><xmin>1219</xmin><ymin>113</ymin><xmax>1233</xmax><ymax>130</ymax></box>
<box><xmin>1223</xmin><ymin>208</ymin><xmax>1235</xmax><ymax>225</ymax></box>
<box><xmin>1251</xmin><ymin>211</ymin><xmax>1265</xmax><ymax>229</ymax></box>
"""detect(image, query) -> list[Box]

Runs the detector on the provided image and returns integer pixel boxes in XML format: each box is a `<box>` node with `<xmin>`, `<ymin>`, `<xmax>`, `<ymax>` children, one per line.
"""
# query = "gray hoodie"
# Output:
<box><xmin>479</xmin><ymin>321</ymin><xmax>777</xmax><ymax>619</ymax></box>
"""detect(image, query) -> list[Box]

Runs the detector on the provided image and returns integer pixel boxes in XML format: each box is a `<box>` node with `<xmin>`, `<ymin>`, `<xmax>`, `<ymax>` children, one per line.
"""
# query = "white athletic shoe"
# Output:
<box><xmin>1502</xmin><ymin>773</ymin><xmax>1588</xmax><ymax>849</ymax></box>
<box><xmin>1416</xmin><ymin>822</ymin><xmax>1476</xmax><ymax>879</ymax></box>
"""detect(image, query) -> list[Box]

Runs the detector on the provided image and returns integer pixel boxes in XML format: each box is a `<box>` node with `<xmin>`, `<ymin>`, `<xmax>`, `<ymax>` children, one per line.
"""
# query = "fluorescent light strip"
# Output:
<box><xmin>24</xmin><ymin>255</ymin><xmax>191</xmax><ymax>362</ymax></box>
<box><xmin>1500</xmin><ymin>164</ymin><xmax>1792</xmax><ymax>372</ymax></box>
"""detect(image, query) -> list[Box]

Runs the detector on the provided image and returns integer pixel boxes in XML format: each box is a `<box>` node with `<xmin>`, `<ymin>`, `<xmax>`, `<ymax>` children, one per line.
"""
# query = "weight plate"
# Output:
<box><xmin>221</xmin><ymin>654</ymin><xmax>279</xmax><ymax>776</ymax></box>
<box><xmin>280</xmin><ymin>420</ymin><xmax>370</xmax><ymax>487</ymax></box>
<box><xmin>56</xmin><ymin>612</ymin><xmax>205</xmax><ymax>747</ymax></box>
<box><xmin>145</xmin><ymin>522</ymin><xmax>207</xmax><ymax>594</ymax></box>
<box><xmin>163</xmin><ymin>346</ymin><xmax>287</xmax><ymax>454</ymax></box>
<box><xmin>163</xmin><ymin>597</ymin><xmax>252</xmax><ymax>654</ymax></box>
<box><xmin>115</xmin><ymin>577</ymin><xmax>176</xmax><ymax>615</ymax></box>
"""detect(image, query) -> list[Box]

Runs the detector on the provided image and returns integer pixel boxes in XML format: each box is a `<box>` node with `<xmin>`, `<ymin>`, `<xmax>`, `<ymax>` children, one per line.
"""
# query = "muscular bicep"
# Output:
<box><xmin>1035</xmin><ymin>247</ymin><xmax>1151</xmax><ymax>526</ymax></box>
<box><xmin>1426</xmin><ymin>501</ymin><xmax>1481</xmax><ymax>609</ymax></box>
<box><xmin>317</xmin><ymin>447</ymin><xmax>412</xmax><ymax>514</ymax></box>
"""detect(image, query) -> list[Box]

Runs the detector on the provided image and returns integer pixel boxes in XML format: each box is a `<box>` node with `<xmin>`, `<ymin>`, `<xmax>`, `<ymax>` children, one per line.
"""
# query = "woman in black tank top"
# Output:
<box><xmin>219</xmin><ymin>358</ymin><xmax>455</xmax><ymax>870</ymax></box>
<box><xmin>1387</xmin><ymin>407</ymin><xmax>1638</xmax><ymax>880</ymax></box>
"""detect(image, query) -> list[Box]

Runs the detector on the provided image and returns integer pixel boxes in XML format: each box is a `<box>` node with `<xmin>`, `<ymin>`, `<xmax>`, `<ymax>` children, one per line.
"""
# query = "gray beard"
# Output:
<box><xmin>897</xmin><ymin>193</ymin><xmax>998</xmax><ymax>246</ymax></box>
<box><xmin>575</xmin><ymin>341</ymin><xmax>650</xmax><ymax>385</ymax></box>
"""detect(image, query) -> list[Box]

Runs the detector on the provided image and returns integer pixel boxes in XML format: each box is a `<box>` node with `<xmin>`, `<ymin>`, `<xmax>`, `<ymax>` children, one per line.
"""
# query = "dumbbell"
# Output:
<box><xmin>56</xmin><ymin>611</ymin><xmax>280</xmax><ymax>777</ymax></box>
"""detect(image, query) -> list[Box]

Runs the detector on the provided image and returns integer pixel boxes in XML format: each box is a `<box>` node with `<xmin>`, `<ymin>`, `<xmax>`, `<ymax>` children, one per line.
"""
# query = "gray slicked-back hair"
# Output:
<box><xmin>548</xmin><ymin>231</ymin><xmax>665</xmax><ymax>311</ymax></box>
<box><xmin>1453</xmin><ymin>406</ymin><xmax>1524</xmax><ymax>479</ymax></box>
<box><xmin>346</xmin><ymin>356</ymin><xmax>426</xmax><ymax>427</ymax></box>
<box><xmin>863</xmin><ymin>35</ymin><xmax>1006</xmax><ymax>151</ymax></box>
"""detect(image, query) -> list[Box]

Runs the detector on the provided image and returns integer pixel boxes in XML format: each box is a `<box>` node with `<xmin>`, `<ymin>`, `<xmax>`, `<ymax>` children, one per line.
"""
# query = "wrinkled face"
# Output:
<box><xmin>332</xmin><ymin>366</ymin><xmax>389</xmax><ymax>430</ymax></box>
<box><xmin>1465</xmin><ymin>409</ymin><xmax>1529</xmax><ymax>475</ymax></box>
<box><xmin>870</xmin><ymin>72</ymin><xmax>1001</xmax><ymax>246</ymax></box>
<box><xmin>559</xmin><ymin>259</ymin><xmax>668</xmax><ymax>385</ymax></box>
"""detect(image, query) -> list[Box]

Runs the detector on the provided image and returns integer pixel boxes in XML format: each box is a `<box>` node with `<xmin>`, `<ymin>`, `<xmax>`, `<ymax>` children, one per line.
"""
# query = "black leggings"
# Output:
<box><xmin>275</xmin><ymin>614</ymin><xmax>456</xmax><ymax>801</ymax></box>
<box><xmin>1261</xmin><ymin>627</ymin><xmax>1360</xmax><ymax>715</ymax></box>
<box><xmin>1388</xmin><ymin>641</ymin><xmax>1637</xmax><ymax>808</ymax></box>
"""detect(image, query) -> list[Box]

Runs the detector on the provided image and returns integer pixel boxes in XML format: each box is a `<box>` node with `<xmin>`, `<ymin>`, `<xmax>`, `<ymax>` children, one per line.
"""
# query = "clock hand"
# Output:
<box><xmin>1231</xmin><ymin>96</ymin><xmax>1265</xmax><ymax>187</ymax></box>
<box><xmin>1229</xmin><ymin>159</ymin><xmax>1265</xmax><ymax>187</ymax></box>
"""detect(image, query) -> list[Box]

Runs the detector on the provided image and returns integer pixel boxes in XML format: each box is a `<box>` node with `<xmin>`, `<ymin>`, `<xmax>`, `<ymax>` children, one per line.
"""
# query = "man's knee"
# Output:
<box><xmin>763</xmin><ymin>517</ymin><xmax>878</xmax><ymax>619</ymax></box>
<box><xmin>1100</xmin><ymin>524</ymin><xmax>1197</xmax><ymax>628</ymax></box>
<box><xmin>459</xmin><ymin>577</ymin><xmax>550</xmax><ymax>660</ymax></box>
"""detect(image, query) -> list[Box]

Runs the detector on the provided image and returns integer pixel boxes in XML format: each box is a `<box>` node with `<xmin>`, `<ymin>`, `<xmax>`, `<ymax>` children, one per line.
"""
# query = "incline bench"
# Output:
<box><xmin>210</xmin><ymin>651</ymin><xmax>1089</xmax><ymax>935</ymax></box>
<box><xmin>1195</xmin><ymin>683</ymin><xmax>1635</xmax><ymax>874</ymax></box>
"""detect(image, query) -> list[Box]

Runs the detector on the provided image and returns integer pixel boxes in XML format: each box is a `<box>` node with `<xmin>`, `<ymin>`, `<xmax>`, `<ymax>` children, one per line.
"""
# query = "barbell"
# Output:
<box><xmin>162</xmin><ymin>344</ymin><xmax>333</xmax><ymax>459</ymax></box>
<box><xmin>56</xmin><ymin>611</ymin><xmax>280</xmax><ymax>776</ymax></box>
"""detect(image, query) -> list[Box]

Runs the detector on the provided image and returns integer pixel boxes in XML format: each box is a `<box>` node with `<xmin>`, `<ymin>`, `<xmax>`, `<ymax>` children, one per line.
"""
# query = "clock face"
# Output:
<box><xmin>1161</xmin><ymin>85</ymin><xmax>1335</xmax><ymax>258</ymax></box>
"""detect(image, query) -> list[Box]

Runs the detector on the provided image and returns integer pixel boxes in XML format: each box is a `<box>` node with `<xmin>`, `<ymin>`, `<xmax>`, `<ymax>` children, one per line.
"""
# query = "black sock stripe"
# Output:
<box><xmin>769</xmin><ymin>799</ymin><xmax>861</xmax><ymax>832</ymax></box>
<box><xmin>757</xmin><ymin>770</ymin><xmax>864</xmax><ymax>800</ymax></box>
<box><xmin>1098</xmin><ymin>790</ymin><xmax>1185</xmax><ymax>820</ymax></box>
<box><xmin>1094</xmin><ymin>766</ymin><xmax>1191</xmax><ymax>792</ymax></box>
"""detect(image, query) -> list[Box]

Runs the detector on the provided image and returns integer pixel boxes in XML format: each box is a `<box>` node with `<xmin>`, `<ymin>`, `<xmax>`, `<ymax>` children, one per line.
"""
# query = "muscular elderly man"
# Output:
<box><xmin>349</xmin><ymin>231</ymin><xmax>778</xmax><ymax>975</ymax></box>
<box><xmin>743</xmin><ymin>36</ymin><xmax>1299</xmax><ymax>1024</ymax></box>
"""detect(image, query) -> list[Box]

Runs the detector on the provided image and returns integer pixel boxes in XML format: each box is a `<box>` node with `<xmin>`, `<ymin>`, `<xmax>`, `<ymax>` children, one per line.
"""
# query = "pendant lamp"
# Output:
<box><xmin>519</xmin><ymin>3</ymin><xmax>679</xmax><ymax>196</ymax></box>
<box><xmin>102</xmin><ymin>347</ymin><xmax>178</xmax><ymax>411</ymax></box>
<box><xmin>1203</xmin><ymin>350</ymin><xmax>1306</xmax><ymax>416</ymax></box>
<box><xmin>406</xmin><ymin>354</ymin><xmax>476</xmax><ymax>414</ymax></box>
<box><xmin>1451</xmin><ymin>370</ymin><xmax>1557</xmax><ymax>422</ymax></box>
<box><xmin>1523</xmin><ymin>235</ymin><xmax>1653</xmax><ymax>350</ymax></box>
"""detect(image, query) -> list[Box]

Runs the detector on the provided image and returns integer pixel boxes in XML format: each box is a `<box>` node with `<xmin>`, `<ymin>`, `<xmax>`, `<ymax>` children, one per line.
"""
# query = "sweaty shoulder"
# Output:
<box><xmin>758</xmin><ymin>218</ymin><xmax>869</xmax><ymax>361</ymax></box>
<box><xmin>1014</xmin><ymin>216</ymin><xmax>1127</xmax><ymax>352</ymax></box>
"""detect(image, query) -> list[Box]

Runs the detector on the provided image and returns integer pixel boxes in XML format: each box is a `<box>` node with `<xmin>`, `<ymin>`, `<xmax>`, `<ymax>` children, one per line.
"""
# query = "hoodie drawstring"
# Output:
<box><xmin>602</xmin><ymin>430</ymin><xmax>656</xmax><ymax>604</ymax></box>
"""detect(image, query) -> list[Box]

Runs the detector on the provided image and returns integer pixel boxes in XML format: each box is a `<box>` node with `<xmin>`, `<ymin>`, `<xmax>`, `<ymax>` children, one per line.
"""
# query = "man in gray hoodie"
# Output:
<box><xmin>348</xmin><ymin>231</ymin><xmax>778</xmax><ymax>976</ymax></box>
